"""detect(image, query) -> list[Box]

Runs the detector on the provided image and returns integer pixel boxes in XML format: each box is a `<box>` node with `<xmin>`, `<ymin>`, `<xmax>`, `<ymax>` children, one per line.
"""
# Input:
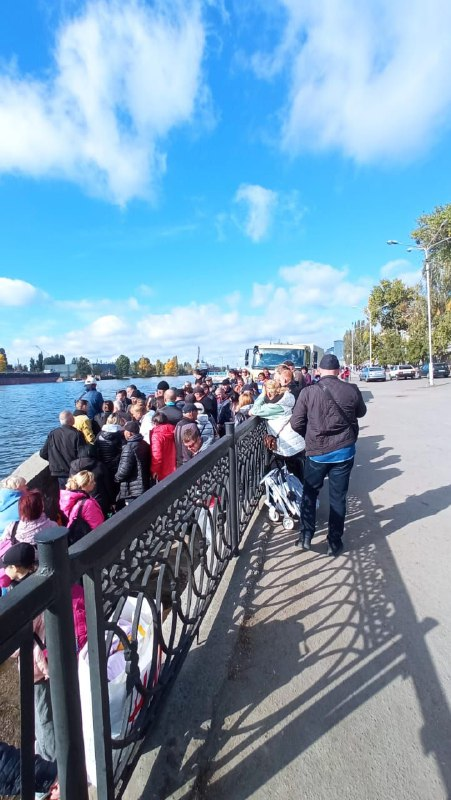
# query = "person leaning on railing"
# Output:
<box><xmin>249</xmin><ymin>379</ymin><xmax>305</xmax><ymax>483</ymax></box>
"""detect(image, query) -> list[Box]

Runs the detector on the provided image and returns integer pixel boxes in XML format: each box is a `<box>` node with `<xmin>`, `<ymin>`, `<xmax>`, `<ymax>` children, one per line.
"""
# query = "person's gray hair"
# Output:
<box><xmin>59</xmin><ymin>410</ymin><xmax>74</xmax><ymax>426</ymax></box>
<box><xmin>1</xmin><ymin>475</ymin><xmax>27</xmax><ymax>490</ymax></box>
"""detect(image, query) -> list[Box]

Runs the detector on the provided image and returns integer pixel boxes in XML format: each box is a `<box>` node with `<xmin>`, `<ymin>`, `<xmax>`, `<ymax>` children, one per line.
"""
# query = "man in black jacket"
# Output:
<box><xmin>40</xmin><ymin>411</ymin><xmax>86</xmax><ymax>487</ymax></box>
<box><xmin>158</xmin><ymin>389</ymin><xmax>183</xmax><ymax>426</ymax></box>
<box><xmin>291</xmin><ymin>354</ymin><xmax>366</xmax><ymax>555</ymax></box>
<box><xmin>115</xmin><ymin>421</ymin><xmax>150</xmax><ymax>503</ymax></box>
<box><xmin>193</xmin><ymin>384</ymin><xmax>218</xmax><ymax>422</ymax></box>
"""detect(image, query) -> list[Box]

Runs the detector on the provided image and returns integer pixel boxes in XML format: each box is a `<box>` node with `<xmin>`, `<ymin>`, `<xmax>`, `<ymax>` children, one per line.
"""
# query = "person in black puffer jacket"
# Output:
<box><xmin>0</xmin><ymin>740</ymin><xmax>57</xmax><ymax>797</ymax></box>
<box><xmin>115</xmin><ymin>422</ymin><xmax>151</xmax><ymax>503</ymax></box>
<box><xmin>95</xmin><ymin>415</ymin><xmax>124</xmax><ymax>476</ymax></box>
<box><xmin>70</xmin><ymin>448</ymin><xmax>117</xmax><ymax>517</ymax></box>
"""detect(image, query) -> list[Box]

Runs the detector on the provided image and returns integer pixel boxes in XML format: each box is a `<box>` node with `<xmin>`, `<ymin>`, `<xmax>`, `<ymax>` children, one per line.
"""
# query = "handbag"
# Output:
<box><xmin>263</xmin><ymin>418</ymin><xmax>292</xmax><ymax>452</ymax></box>
<box><xmin>317</xmin><ymin>381</ymin><xmax>359</xmax><ymax>438</ymax></box>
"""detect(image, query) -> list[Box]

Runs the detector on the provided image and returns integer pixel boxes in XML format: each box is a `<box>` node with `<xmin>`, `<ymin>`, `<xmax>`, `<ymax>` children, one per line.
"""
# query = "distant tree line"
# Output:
<box><xmin>70</xmin><ymin>354</ymin><xmax>193</xmax><ymax>379</ymax></box>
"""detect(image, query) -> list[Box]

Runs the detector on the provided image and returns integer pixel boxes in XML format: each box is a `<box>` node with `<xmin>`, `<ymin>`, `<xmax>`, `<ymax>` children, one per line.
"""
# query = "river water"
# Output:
<box><xmin>0</xmin><ymin>376</ymin><xmax>191</xmax><ymax>479</ymax></box>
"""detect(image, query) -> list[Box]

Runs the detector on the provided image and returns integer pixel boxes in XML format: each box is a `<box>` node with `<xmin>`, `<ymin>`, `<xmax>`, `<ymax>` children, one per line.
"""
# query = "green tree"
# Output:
<box><xmin>180</xmin><ymin>361</ymin><xmax>193</xmax><ymax>375</ymax></box>
<box><xmin>74</xmin><ymin>356</ymin><xmax>92</xmax><ymax>379</ymax></box>
<box><xmin>36</xmin><ymin>351</ymin><xmax>44</xmax><ymax>371</ymax></box>
<box><xmin>412</xmin><ymin>204</ymin><xmax>451</xmax><ymax>313</ymax></box>
<box><xmin>155</xmin><ymin>359</ymin><xmax>164</xmax><ymax>376</ymax></box>
<box><xmin>43</xmin><ymin>354</ymin><xmax>65</xmax><ymax>364</ymax></box>
<box><xmin>29</xmin><ymin>356</ymin><xmax>36</xmax><ymax>372</ymax></box>
<box><xmin>368</xmin><ymin>279</ymin><xmax>416</xmax><ymax>334</ymax></box>
<box><xmin>343</xmin><ymin>320</ymin><xmax>370</xmax><ymax>366</ymax></box>
<box><xmin>0</xmin><ymin>352</ymin><xmax>6</xmax><ymax>373</ymax></box>
<box><xmin>373</xmin><ymin>330</ymin><xmax>407</xmax><ymax>365</ymax></box>
<box><xmin>411</xmin><ymin>204</ymin><xmax>451</xmax><ymax>358</ymax></box>
<box><xmin>115</xmin><ymin>354</ymin><xmax>130</xmax><ymax>378</ymax></box>
<box><xmin>129</xmin><ymin>360</ymin><xmax>139</xmax><ymax>376</ymax></box>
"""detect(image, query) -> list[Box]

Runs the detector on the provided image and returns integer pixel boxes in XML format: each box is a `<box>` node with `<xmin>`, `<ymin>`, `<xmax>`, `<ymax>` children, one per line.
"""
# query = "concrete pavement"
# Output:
<box><xmin>126</xmin><ymin>377</ymin><xmax>451</xmax><ymax>800</ymax></box>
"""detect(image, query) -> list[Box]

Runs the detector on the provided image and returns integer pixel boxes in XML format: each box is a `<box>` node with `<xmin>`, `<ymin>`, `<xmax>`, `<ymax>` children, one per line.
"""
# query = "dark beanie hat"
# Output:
<box><xmin>157</xmin><ymin>380</ymin><xmax>170</xmax><ymax>391</ymax></box>
<box><xmin>124</xmin><ymin>421</ymin><xmax>140</xmax><ymax>434</ymax></box>
<box><xmin>319</xmin><ymin>354</ymin><xmax>340</xmax><ymax>370</ymax></box>
<box><xmin>1</xmin><ymin>542</ymin><xmax>36</xmax><ymax>568</ymax></box>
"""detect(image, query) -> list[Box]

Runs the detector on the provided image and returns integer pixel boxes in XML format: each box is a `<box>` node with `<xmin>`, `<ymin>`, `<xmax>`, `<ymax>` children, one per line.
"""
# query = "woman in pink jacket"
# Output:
<box><xmin>59</xmin><ymin>470</ymin><xmax>104</xmax><ymax>539</ymax></box>
<box><xmin>1</xmin><ymin>488</ymin><xmax>58</xmax><ymax>547</ymax></box>
<box><xmin>150</xmin><ymin>412</ymin><xmax>176</xmax><ymax>482</ymax></box>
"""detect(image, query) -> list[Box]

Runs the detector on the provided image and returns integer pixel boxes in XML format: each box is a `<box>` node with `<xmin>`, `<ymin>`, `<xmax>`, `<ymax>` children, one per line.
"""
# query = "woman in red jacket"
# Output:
<box><xmin>150</xmin><ymin>412</ymin><xmax>176</xmax><ymax>482</ymax></box>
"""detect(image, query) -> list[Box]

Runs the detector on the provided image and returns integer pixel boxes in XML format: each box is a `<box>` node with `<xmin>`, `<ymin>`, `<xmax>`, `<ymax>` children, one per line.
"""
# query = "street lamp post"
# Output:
<box><xmin>387</xmin><ymin>234</ymin><xmax>451</xmax><ymax>387</ymax></box>
<box><xmin>367</xmin><ymin>307</ymin><xmax>373</xmax><ymax>365</ymax></box>
<box><xmin>351</xmin><ymin>324</ymin><xmax>354</xmax><ymax>372</ymax></box>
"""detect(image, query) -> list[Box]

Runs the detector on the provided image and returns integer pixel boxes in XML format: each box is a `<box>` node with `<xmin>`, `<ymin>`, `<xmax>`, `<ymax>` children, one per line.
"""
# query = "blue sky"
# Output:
<box><xmin>1</xmin><ymin>0</ymin><xmax>451</xmax><ymax>367</ymax></box>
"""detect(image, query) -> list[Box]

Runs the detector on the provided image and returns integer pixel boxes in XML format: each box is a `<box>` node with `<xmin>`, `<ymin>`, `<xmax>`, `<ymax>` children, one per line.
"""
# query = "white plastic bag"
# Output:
<box><xmin>78</xmin><ymin>595</ymin><xmax>160</xmax><ymax>785</ymax></box>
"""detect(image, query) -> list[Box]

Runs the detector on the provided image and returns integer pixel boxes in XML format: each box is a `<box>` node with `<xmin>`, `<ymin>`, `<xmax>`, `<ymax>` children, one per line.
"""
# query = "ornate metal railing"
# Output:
<box><xmin>0</xmin><ymin>418</ymin><xmax>266</xmax><ymax>800</ymax></box>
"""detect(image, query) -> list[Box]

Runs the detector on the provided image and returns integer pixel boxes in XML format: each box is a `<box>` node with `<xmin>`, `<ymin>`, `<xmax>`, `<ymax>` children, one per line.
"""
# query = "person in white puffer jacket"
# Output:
<box><xmin>250</xmin><ymin>380</ymin><xmax>305</xmax><ymax>482</ymax></box>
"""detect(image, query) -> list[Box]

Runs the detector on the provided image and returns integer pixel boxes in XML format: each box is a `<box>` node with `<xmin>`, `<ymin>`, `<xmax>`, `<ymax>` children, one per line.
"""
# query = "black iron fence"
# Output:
<box><xmin>0</xmin><ymin>419</ymin><xmax>266</xmax><ymax>799</ymax></box>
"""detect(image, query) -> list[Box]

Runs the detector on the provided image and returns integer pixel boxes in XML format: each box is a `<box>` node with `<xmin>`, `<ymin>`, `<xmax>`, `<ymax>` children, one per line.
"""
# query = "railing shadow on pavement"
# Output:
<box><xmin>134</xmin><ymin>430</ymin><xmax>451</xmax><ymax>799</ymax></box>
<box><xmin>0</xmin><ymin>418</ymin><xmax>267</xmax><ymax>800</ymax></box>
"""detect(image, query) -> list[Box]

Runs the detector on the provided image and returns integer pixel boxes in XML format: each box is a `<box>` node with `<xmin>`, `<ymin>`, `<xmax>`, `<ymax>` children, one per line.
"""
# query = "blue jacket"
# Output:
<box><xmin>0</xmin><ymin>489</ymin><xmax>21</xmax><ymax>538</ymax></box>
<box><xmin>81</xmin><ymin>387</ymin><xmax>104</xmax><ymax>419</ymax></box>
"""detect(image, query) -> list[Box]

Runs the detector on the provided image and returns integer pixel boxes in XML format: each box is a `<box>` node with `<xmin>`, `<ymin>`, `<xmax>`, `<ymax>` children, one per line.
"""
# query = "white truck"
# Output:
<box><xmin>244</xmin><ymin>343</ymin><xmax>325</xmax><ymax>381</ymax></box>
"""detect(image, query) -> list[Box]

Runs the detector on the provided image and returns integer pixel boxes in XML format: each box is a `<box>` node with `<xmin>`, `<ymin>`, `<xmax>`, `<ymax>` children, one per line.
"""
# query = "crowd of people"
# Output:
<box><xmin>0</xmin><ymin>354</ymin><xmax>366</xmax><ymax>797</ymax></box>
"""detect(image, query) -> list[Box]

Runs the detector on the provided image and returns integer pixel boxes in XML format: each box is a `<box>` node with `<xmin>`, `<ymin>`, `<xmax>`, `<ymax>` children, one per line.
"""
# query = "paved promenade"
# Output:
<box><xmin>126</xmin><ymin>377</ymin><xmax>451</xmax><ymax>800</ymax></box>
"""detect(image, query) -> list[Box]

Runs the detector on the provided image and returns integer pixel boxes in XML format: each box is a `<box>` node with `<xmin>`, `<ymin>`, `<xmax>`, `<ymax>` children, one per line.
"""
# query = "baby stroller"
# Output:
<box><xmin>261</xmin><ymin>463</ymin><xmax>303</xmax><ymax>530</ymax></box>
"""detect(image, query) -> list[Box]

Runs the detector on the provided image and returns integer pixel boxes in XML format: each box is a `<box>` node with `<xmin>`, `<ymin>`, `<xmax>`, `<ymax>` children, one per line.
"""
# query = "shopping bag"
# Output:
<box><xmin>78</xmin><ymin>594</ymin><xmax>161</xmax><ymax>785</ymax></box>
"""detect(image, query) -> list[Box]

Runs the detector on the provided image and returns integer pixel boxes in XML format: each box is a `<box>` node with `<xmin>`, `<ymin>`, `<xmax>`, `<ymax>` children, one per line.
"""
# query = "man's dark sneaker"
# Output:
<box><xmin>327</xmin><ymin>541</ymin><xmax>344</xmax><ymax>557</ymax></box>
<box><xmin>295</xmin><ymin>536</ymin><xmax>311</xmax><ymax>550</ymax></box>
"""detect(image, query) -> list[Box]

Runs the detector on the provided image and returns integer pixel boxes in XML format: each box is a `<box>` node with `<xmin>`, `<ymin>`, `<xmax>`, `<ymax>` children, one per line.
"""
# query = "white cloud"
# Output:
<box><xmin>234</xmin><ymin>183</ymin><xmax>278</xmax><ymax>241</ymax></box>
<box><xmin>380</xmin><ymin>258</ymin><xmax>422</xmax><ymax>287</ymax></box>
<box><xmin>249</xmin><ymin>0</ymin><xmax>451</xmax><ymax>163</ymax></box>
<box><xmin>5</xmin><ymin>257</ymin><xmax>376</xmax><ymax>365</ymax></box>
<box><xmin>251</xmin><ymin>282</ymin><xmax>275</xmax><ymax>307</ymax></box>
<box><xmin>0</xmin><ymin>277</ymin><xmax>45</xmax><ymax>306</ymax></box>
<box><xmin>279</xmin><ymin>260</ymin><xmax>371</xmax><ymax>306</ymax></box>
<box><xmin>0</xmin><ymin>1</ymin><xmax>207</xmax><ymax>204</ymax></box>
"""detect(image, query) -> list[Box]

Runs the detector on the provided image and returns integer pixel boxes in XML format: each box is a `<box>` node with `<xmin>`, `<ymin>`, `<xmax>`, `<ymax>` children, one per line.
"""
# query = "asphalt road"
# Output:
<box><xmin>127</xmin><ymin>376</ymin><xmax>451</xmax><ymax>800</ymax></box>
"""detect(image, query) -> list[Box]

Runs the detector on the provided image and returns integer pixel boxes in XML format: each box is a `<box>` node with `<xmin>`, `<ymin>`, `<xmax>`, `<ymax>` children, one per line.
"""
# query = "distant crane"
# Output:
<box><xmin>33</xmin><ymin>344</ymin><xmax>52</xmax><ymax>359</ymax></box>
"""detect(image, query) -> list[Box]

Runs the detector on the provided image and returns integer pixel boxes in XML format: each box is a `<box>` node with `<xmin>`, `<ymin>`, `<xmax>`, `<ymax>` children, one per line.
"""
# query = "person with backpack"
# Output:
<box><xmin>0</xmin><ymin>490</ymin><xmax>58</xmax><ymax>551</ymax></box>
<box><xmin>59</xmin><ymin>471</ymin><xmax>104</xmax><ymax>545</ymax></box>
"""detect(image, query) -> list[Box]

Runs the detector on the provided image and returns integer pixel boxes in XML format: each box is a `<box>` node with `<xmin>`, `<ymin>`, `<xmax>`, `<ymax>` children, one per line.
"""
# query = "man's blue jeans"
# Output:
<box><xmin>301</xmin><ymin>456</ymin><xmax>354</xmax><ymax>546</ymax></box>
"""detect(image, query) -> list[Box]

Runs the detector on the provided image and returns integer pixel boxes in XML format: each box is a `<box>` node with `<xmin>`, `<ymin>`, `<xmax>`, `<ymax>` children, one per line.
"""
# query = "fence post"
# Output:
<box><xmin>82</xmin><ymin>567</ymin><xmax>115</xmax><ymax>799</ymax></box>
<box><xmin>225</xmin><ymin>421</ymin><xmax>240</xmax><ymax>555</ymax></box>
<box><xmin>35</xmin><ymin>527</ymin><xmax>89</xmax><ymax>800</ymax></box>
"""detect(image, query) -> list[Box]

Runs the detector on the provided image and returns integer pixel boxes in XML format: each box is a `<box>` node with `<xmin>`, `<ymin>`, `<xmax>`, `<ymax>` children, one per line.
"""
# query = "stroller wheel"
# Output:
<box><xmin>282</xmin><ymin>517</ymin><xmax>294</xmax><ymax>530</ymax></box>
<box><xmin>268</xmin><ymin>507</ymin><xmax>280</xmax><ymax>523</ymax></box>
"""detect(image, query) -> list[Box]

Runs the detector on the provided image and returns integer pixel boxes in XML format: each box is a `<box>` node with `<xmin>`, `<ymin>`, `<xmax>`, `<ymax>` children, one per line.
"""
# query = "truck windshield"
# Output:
<box><xmin>252</xmin><ymin>348</ymin><xmax>307</xmax><ymax>369</ymax></box>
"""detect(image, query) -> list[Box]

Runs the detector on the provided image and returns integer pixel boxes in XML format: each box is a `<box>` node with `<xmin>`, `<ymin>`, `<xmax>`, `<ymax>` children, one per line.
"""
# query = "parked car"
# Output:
<box><xmin>388</xmin><ymin>364</ymin><xmax>416</xmax><ymax>380</ymax></box>
<box><xmin>421</xmin><ymin>362</ymin><xmax>450</xmax><ymax>378</ymax></box>
<box><xmin>359</xmin><ymin>366</ymin><xmax>387</xmax><ymax>382</ymax></box>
